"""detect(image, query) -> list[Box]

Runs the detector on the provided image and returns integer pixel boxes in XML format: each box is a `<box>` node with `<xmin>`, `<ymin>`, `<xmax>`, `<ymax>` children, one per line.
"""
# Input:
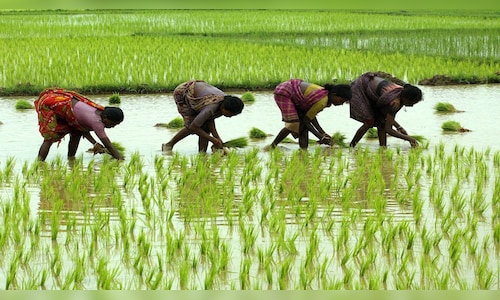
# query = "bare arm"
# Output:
<box><xmin>100</xmin><ymin>136</ymin><xmax>124</xmax><ymax>160</ymax></box>
<box><xmin>82</xmin><ymin>131</ymin><xmax>98</xmax><ymax>145</ymax></box>
<box><xmin>384</xmin><ymin>114</ymin><xmax>417</xmax><ymax>146</ymax></box>
<box><xmin>392</xmin><ymin>121</ymin><xmax>408</xmax><ymax>135</ymax></box>
<box><xmin>82</xmin><ymin>131</ymin><xmax>107</xmax><ymax>154</ymax></box>
<box><xmin>303</xmin><ymin>116</ymin><xmax>323</xmax><ymax>139</ymax></box>
<box><xmin>188</xmin><ymin>120</ymin><xmax>223</xmax><ymax>148</ymax></box>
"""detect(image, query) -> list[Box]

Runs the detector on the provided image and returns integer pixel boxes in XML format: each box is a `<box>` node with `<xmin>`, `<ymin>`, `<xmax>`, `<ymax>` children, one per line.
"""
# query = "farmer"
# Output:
<box><xmin>268</xmin><ymin>79</ymin><xmax>352</xmax><ymax>149</ymax></box>
<box><xmin>162</xmin><ymin>80</ymin><xmax>244</xmax><ymax>153</ymax></box>
<box><xmin>348</xmin><ymin>72</ymin><xmax>423</xmax><ymax>148</ymax></box>
<box><xmin>35</xmin><ymin>88</ymin><xmax>124</xmax><ymax>161</ymax></box>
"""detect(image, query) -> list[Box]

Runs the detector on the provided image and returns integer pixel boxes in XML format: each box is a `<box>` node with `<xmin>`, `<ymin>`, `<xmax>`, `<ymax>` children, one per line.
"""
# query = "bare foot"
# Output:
<box><xmin>162</xmin><ymin>143</ymin><xmax>173</xmax><ymax>152</ymax></box>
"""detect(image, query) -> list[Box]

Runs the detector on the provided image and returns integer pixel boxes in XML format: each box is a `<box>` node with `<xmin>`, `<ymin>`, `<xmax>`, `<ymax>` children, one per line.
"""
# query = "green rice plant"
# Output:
<box><xmin>157</xmin><ymin>117</ymin><xmax>184</xmax><ymax>129</ymax></box>
<box><xmin>249</xmin><ymin>127</ymin><xmax>267</xmax><ymax>139</ymax></box>
<box><xmin>15</xmin><ymin>100</ymin><xmax>33</xmax><ymax>110</ymax></box>
<box><xmin>223</xmin><ymin>137</ymin><xmax>248</xmax><ymax>148</ymax></box>
<box><xmin>330</xmin><ymin>131</ymin><xmax>347</xmax><ymax>147</ymax></box>
<box><xmin>441</xmin><ymin>120</ymin><xmax>469</xmax><ymax>132</ymax></box>
<box><xmin>111</xmin><ymin>141</ymin><xmax>126</xmax><ymax>157</ymax></box>
<box><xmin>0</xmin><ymin>10</ymin><xmax>499</xmax><ymax>95</ymax></box>
<box><xmin>411</xmin><ymin>135</ymin><xmax>427</xmax><ymax>144</ymax></box>
<box><xmin>241</xmin><ymin>91</ymin><xmax>256</xmax><ymax>102</ymax></box>
<box><xmin>434</xmin><ymin>102</ymin><xmax>461</xmax><ymax>113</ymax></box>
<box><xmin>366</xmin><ymin>128</ymin><xmax>378</xmax><ymax>139</ymax></box>
<box><xmin>108</xmin><ymin>93</ymin><xmax>121</xmax><ymax>104</ymax></box>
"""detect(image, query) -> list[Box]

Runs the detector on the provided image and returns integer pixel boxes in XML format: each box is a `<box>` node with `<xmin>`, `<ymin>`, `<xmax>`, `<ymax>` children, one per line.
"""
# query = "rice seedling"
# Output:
<box><xmin>223</xmin><ymin>137</ymin><xmax>248</xmax><ymax>148</ymax></box>
<box><xmin>240</xmin><ymin>91</ymin><xmax>256</xmax><ymax>102</ymax></box>
<box><xmin>157</xmin><ymin>117</ymin><xmax>184</xmax><ymax>129</ymax></box>
<box><xmin>15</xmin><ymin>100</ymin><xmax>33</xmax><ymax>110</ymax></box>
<box><xmin>1</xmin><ymin>133</ymin><xmax>500</xmax><ymax>289</ymax></box>
<box><xmin>0</xmin><ymin>10</ymin><xmax>499</xmax><ymax>96</ymax></box>
<box><xmin>330</xmin><ymin>131</ymin><xmax>347</xmax><ymax>147</ymax></box>
<box><xmin>434</xmin><ymin>102</ymin><xmax>463</xmax><ymax>113</ymax></box>
<box><xmin>365</xmin><ymin>128</ymin><xmax>378</xmax><ymax>139</ymax></box>
<box><xmin>108</xmin><ymin>93</ymin><xmax>121</xmax><ymax>104</ymax></box>
<box><xmin>411</xmin><ymin>134</ymin><xmax>428</xmax><ymax>146</ymax></box>
<box><xmin>441</xmin><ymin>120</ymin><xmax>470</xmax><ymax>132</ymax></box>
<box><xmin>249</xmin><ymin>127</ymin><xmax>268</xmax><ymax>139</ymax></box>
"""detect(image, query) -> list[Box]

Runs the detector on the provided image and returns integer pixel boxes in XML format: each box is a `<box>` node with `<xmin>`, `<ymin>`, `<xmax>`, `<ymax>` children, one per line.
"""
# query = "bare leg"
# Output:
<box><xmin>350</xmin><ymin>123</ymin><xmax>371</xmax><ymax>147</ymax></box>
<box><xmin>270</xmin><ymin>128</ymin><xmax>291</xmax><ymax>148</ymax></box>
<box><xmin>162</xmin><ymin>127</ymin><xmax>192</xmax><ymax>151</ymax></box>
<box><xmin>377</xmin><ymin>126</ymin><xmax>387</xmax><ymax>147</ymax></box>
<box><xmin>68</xmin><ymin>131</ymin><xmax>82</xmax><ymax>159</ymax></box>
<box><xmin>198</xmin><ymin>135</ymin><xmax>210</xmax><ymax>152</ymax></box>
<box><xmin>38</xmin><ymin>140</ymin><xmax>53</xmax><ymax>161</ymax></box>
<box><xmin>298</xmin><ymin>125</ymin><xmax>309</xmax><ymax>149</ymax></box>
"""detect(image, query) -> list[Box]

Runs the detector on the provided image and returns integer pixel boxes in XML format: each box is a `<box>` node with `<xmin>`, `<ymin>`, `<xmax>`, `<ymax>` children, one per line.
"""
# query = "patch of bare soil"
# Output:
<box><xmin>419</xmin><ymin>73</ymin><xmax>500</xmax><ymax>85</ymax></box>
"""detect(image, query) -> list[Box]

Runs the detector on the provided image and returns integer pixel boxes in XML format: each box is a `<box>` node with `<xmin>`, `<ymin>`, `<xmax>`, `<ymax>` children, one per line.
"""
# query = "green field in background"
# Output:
<box><xmin>0</xmin><ymin>9</ymin><xmax>498</xmax><ymax>95</ymax></box>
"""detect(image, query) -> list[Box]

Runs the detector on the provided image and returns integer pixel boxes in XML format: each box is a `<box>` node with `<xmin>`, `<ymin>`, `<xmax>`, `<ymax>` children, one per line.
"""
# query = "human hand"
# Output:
<box><xmin>212</xmin><ymin>138</ymin><xmax>224</xmax><ymax>149</ymax></box>
<box><xmin>211</xmin><ymin>144</ymin><xmax>229</xmax><ymax>155</ymax></box>
<box><xmin>409</xmin><ymin>139</ymin><xmax>419</xmax><ymax>148</ymax></box>
<box><xmin>93</xmin><ymin>143</ymin><xmax>106</xmax><ymax>154</ymax></box>
<box><xmin>318</xmin><ymin>134</ymin><xmax>332</xmax><ymax>145</ymax></box>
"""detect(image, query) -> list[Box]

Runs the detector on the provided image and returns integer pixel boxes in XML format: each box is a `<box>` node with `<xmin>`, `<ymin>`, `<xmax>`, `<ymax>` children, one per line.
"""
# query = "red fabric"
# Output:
<box><xmin>34</xmin><ymin>88</ymin><xmax>104</xmax><ymax>142</ymax></box>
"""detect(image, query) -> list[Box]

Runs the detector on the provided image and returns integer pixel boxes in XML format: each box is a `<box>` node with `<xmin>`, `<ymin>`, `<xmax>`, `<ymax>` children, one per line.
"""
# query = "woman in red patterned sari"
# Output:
<box><xmin>35</xmin><ymin>88</ymin><xmax>124</xmax><ymax>161</ymax></box>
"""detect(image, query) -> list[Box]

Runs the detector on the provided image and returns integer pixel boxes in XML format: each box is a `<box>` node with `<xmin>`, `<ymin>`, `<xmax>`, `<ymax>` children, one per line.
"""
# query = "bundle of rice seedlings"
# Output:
<box><xmin>15</xmin><ymin>100</ymin><xmax>34</xmax><ymax>110</ymax></box>
<box><xmin>155</xmin><ymin>117</ymin><xmax>184</xmax><ymax>129</ymax></box>
<box><xmin>241</xmin><ymin>91</ymin><xmax>256</xmax><ymax>102</ymax></box>
<box><xmin>111</xmin><ymin>141</ymin><xmax>126</xmax><ymax>156</ymax></box>
<box><xmin>330</xmin><ymin>131</ymin><xmax>347</xmax><ymax>147</ymax></box>
<box><xmin>223</xmin><ymin>137</ymin><xmax>248</xmax><ymax>148</ymax></box>
<box><xmin>249</xmin><ymin>127</ymin><xmax>267</xmax><ymax>138</ymax></box>
<box><xmin>108</xmin><ymin>93</ymin><xmax>121</xmax><ymax>104</ymax></box>
<box><xmin>87</xmin><ymin>141</ymin><xmax>126</xmax><ymax>156</ymax></box>
<box><xmin>434</xmin><ymin>102</ymin><xmax>460</xmax><ymax>113</ymax></box>
<box><xmin>441</xmin><ymin>121</ymin><xmax>470</xmax><ymax>132</ymax></box>
<box><xmin>366</xmin><ymin>128</ymin><xmax>378</xmax><ymax>139</ymax></box>
<box><xmin>282</xmin><ymin>137</ymin><xmax>296</xmax><ymax>144</ymax></box>
<box><xmin>411</xmin><ymin>135</ymin><xmax>427</xmax><ymax>143</ymax></box>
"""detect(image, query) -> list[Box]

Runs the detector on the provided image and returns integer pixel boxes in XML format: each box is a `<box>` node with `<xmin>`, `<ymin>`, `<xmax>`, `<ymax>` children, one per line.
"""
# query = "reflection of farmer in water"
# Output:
<box><xmin>162</xmin><ymin>80</ymin><xmax>244</xmax><ymax>153</ymax></box>
<box><xmin>34</xmin><ymin>88</ymin><xmax>124</xmax><ymax>161</ymax></box>
<box><xmin>38</xmin><ymin>170</ymin><xmax>117</xmax><ymax>237</ymax></box>
<box><xmin>349</xmin><ymin>72</ymin><xmax>423</xmax><ymax>148</ymax></box>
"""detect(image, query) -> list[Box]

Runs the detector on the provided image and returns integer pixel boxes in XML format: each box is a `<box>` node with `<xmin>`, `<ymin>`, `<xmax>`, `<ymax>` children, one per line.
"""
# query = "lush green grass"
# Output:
<box><xmin>0</xmin><ymin>9</ymin><xmax>498</xmax><ymax>95</ymax></box>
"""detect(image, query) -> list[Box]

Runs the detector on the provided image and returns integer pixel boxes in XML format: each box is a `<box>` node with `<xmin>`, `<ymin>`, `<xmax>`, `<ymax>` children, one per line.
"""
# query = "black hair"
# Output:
<box><xmin>324</xmin><ymin>84</ymin><xmax>352</xmax><ymax>100</ymax></box>
<box><xmin>222</xmin><ymin>95</ymin><xmax>244</xmax><ymax>115</ymax></box>
<box><xmin>401</xmin><ymin>84</ymin><xmax>423</xmax><ymax>104</ymax></box>
<box><xmin>103</xmin><ymin>107</ymin><xmax>124</xmax><ymax>123</ymax></box>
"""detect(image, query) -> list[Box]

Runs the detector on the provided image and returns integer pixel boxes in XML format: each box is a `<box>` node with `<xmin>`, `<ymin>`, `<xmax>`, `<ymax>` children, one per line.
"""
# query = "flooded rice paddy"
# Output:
<box><xmin>0</xmin><ymin>84</ymin><xmax>499</xmax><ymax>289</ymax></box>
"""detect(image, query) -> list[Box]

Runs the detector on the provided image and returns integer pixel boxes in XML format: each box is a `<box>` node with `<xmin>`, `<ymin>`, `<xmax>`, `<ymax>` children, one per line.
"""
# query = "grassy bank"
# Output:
<box><xmin>0</xmin><ymin>9</ymin><xmax>499</xmax><ymax>96</ymax></box>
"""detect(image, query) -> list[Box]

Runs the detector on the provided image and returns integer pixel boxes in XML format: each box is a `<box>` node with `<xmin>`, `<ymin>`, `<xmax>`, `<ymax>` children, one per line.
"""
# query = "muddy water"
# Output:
<box><xmin>0</xmin><ymin>84</ymin><xmax>499</xmax><ymax>289</ymax></box>
<box><xmin>1</xmin><ymin>84</ymin><xmax>499</xmax><ymax>163</ymax></box>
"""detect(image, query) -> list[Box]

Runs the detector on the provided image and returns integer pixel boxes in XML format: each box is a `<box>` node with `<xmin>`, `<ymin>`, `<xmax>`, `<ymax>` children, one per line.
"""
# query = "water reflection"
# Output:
<box><xmin>36</xmin><ymin>161</ymin><xmax>120</xmax><ymax>239</ymax></box>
